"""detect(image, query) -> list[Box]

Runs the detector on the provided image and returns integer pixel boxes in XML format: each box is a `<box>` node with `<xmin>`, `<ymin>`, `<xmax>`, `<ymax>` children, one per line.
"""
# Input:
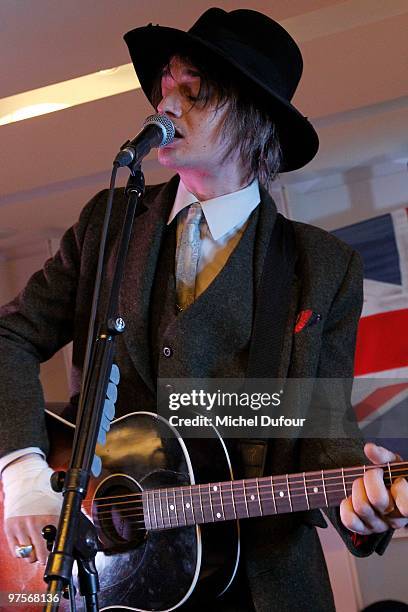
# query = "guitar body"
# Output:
<box><xmin>3</xmin><ymin>409</ymin><xmax>397</xmax><ymax>610</ymax></box>
<box><xmin>0</xmin><ymin>411</ymin><xmax>240</xmax><ymax>611</ymax></box>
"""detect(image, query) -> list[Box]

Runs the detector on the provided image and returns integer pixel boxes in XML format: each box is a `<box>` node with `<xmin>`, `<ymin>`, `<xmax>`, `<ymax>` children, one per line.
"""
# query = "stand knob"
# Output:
<box><xmin>42</xmin><ymin>524</ymin><xmax>57</xmax><ymax>552</ymax></box>
<box><xmin>50</xmin><ymin>470</ymin><xmax>66</xmax><ymax>492</ymax></box>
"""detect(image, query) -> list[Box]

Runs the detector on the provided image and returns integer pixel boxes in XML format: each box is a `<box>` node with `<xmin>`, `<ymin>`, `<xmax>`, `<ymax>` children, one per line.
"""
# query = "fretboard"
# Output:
<box><xmin>143</xmin><ymin>461</ymin><xmax>407</xmax><ymax>530</ymax></box>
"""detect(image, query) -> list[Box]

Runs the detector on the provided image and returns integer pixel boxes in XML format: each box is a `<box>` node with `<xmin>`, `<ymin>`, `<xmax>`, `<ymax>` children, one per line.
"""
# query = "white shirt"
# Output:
<box><xmin>168</xmin><ymin>178</ymin><xmax>260</xmax><ymax>298</ymax></box>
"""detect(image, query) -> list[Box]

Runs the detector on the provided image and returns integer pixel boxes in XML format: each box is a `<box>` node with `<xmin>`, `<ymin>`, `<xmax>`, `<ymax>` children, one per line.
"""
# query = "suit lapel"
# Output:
<box><xmin>279</xmin><ymin>275</ymin><xmax>300</xmax><ymax>378</ymax></box>
<box><xmin>119</xmin><ymin>175</ymin><xmax>180</xmax><ymax>392</ymax></box>
<box><xmin>250</xmin><ymin>187</ymin><xmax>299</xmax><ymax>380</ymax></box>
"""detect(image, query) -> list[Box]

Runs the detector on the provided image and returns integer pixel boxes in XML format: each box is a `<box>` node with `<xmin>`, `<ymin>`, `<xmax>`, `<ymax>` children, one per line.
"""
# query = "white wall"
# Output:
<box><xmin>279</xmin><ymin>163</ymin><xmax>408</xmax><ymax>230</ymax></box>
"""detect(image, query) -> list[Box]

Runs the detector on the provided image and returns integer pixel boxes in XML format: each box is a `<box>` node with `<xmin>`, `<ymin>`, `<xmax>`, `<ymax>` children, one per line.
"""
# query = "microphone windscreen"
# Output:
<box><xmin>143</xmin><ymin>114</ymin><xmax>175</xmax><ymax>146</ymax></box>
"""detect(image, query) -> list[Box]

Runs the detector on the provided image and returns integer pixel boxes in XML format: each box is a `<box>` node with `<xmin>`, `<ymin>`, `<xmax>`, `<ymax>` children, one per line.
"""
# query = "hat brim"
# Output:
<box><xmin>124</xmin><ymin>25</ymin><xmax>319</xmax><ymax>173</ymax></box>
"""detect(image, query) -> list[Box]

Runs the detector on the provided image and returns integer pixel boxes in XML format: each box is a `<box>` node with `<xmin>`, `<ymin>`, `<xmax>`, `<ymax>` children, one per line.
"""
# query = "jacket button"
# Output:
<box><xmin>163</xmin><ymin>346</ymin><xmax>173</xmax><ymax>358</ymax></box>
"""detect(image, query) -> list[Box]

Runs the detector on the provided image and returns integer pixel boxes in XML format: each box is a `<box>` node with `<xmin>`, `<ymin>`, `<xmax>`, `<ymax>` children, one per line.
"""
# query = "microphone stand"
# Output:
<box><xmin>43</xmin><ymin>164</ymin><xmax>145</xmax><ymax>611</ymax></box>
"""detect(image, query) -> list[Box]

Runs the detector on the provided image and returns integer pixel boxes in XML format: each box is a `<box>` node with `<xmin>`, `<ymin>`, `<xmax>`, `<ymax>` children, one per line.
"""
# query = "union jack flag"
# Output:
<box><xmin>332</xmin><ymin>209</ymin><xmax>408</xmax><ymax>455</ymax></box>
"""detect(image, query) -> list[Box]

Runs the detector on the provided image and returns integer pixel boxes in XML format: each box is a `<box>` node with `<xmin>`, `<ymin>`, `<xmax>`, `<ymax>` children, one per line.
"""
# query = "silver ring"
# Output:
<box><xmin>15</xmin><ymin>544</ymin><xmax>33</xmax><ymax>558</ymax></box>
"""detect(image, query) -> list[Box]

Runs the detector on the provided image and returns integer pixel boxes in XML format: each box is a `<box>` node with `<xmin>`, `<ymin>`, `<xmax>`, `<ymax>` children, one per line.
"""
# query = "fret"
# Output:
<box><xmin>230</xmin><ymin>481</ymin><xmax>237</xmax><ymax>518</ymax></box>
<box><xmin>212</xmin><ymin>484</ymin><xmax>224</xmax><ymax>521</ymax></box>
<box><xmin>321</xmin><ymin>470</ymin><xmax>328</xmax><ymax>507</ymax></box>
<box><xmin>327</xmin><ymin>470</ymin><xmax>343</xmax><ymax>507</ymax></box>
<box><xmin>256</xmin><ymin>478</ymin><xmax>263</xmax><ymax>516</ymax></box>
<box><xmin>180</xmin><ymin>487</ymin><xmax>187</xmax><ymax>525</ymax></box>
<box><xmin>190</xmin><ymin>487</ymin><xmax>195</xmax><ymax>522</ymax></box>
<box><xmin>145</xmin><ymin>490</ymin><xmax>152</xmax><ymax>530</ymax></box>
<box><xmin>152</xmin><ymin>489</ymin><xmax>158</xmax><ymax>529</ymax></box>
<box><xmin>245</xmin><ymin>480</ymin><xmax>260</xmax><ymax>517</ymax></box>
<box><xmin>218</xmin><ymin>483</ymin><xmax>225</xmax><ymax>520</ymax></box>
<box><xmin>274</xmin><ymin>476</ymin><xmax>290</xmax><ymax>513</ymax></box>
<box><xmin>242</xmin><ymin>480</ymin><xmax>250</xmax><ymax>517</ymax></box>
<box><xmin>217</xmin><ymin>483</ymin><xmax>233</xmax><ymax>521</ymax></box>
<box><xmin>287</xmin><ymin>474</ymin><xmax>307</xmax><ymax>512</ymax></box>
<box><xmin>158</xmin><ymin>489</ymin><xmax>165</xmax><ymax>528</ymax></box>
<box><xmin>184</xmin><ymin>486</ymin><xmax>195</xmax><ymax>525</ymax></box>
<box><xmin>270</xmin><ymin>476</ymin><xmax>277</xmax><ymax>514</ymax></box>
<box><xmin>341</xmin><ymin>468</ymin><xmax>347</xmax><ymax>498</ymax></box>
<box><xmin>210</xmin><ymin>484</ymin><xmax>222</xmax><ymax>521</ymax></box>
<box><xmin>198</xmin><ymin>484</ymin><xmax>205</xmax><ymax>523</ymax></box>
<box><xmin>172</xmin><ymin>488</ymin><xmax>179</xmax><ymax>527</ymax></box>
<box><xmin>208</xmin><ymin>483</ymin><xmax>215</xmax><ymax>522</ymax></box>
<box><xmin>165</xmin><ymin>488</ymin><xmax>171</xmax><ymax>528</ymax></box>
<box><xmin>387</xmin><ymin>462</ymin><xmax>393</xmax><ymax>486</ymax></box>
<box><xmin>200</xmin><ymin>484</ymin><xmax>212</xmax><ymax>523</ymax></box>
<box><xmin>286</xmin><ymin>474</ymin><xmax>293</xmax><ymax>512</ymax></box>
<box><xmin>206</xmin><ymin>484</ymin><xmax>220</xmax><ymax>521</ymax></box>
<box><xmin>303</xmin><ymin>472</ymin><xmax>310</xmax><ymax>510</ymax></box>
<box><xmin>309</xmin><ymin>480</ymin><xmax>321</xmax><ymax>504</ymax></box>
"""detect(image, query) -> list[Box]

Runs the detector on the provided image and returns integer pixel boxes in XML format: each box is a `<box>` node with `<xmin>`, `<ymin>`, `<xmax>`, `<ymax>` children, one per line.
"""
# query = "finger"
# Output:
<box><xmin>340</xmin><ymin>496</ymin><xmax>372</xmax><ymax>535</ymax></box>
<box><xmin>364</xmin><ymin>443</ymin><xmax>401</xmax><ymax>465</ymax></box>
<box><xmin>26</xmin><ymin>516</ymin><xmax>58</xmax><ymax>565</ymax></box>
<box><xmin>4</xmin><ymin>521</ymin><xmax>21</xmax><ymax>558</ymax></box>
<box><xmin>388</xmin><ymin>517</ymin><xmax>408</xmax><ymax>530</ymax></box>
<box><xmin>364</xmin><ymin>466</ymin><xmax>394</xmax><ymax>515</ymax></box>
<box><xmin>9</xmin><ymin>519</ymin><xmax>37</xmax><ymax>564</ymax></box>
<box><xmin>351</xmin><ymin>478</ymin><xmax>389</xmax><ymax>533</ymax></box>
<box><xmin>391</xmin><ymin>477</ymin><xmax>408</xmax><ymax>521</ymax></box>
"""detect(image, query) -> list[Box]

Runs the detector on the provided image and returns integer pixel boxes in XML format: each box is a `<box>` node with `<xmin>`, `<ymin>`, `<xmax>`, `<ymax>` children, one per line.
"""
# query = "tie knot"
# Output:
<box><xmin>186</xmin><ymin>202</ymin><xmax>202</xmax><ymax>226</ymax></box>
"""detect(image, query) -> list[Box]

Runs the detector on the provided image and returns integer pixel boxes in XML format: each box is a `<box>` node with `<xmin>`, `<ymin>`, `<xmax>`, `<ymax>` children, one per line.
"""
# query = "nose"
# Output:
<box><xmin>157</xmin><ymin>89</ymin><xmax>183</xmax><ymax>118</ymax></box>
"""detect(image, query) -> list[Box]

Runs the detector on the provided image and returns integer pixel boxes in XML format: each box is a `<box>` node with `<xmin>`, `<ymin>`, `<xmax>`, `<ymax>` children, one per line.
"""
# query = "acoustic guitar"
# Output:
<box><xmin>0</xmin><ymin>408</ymin><xmax>405</xmax><ymax>611</ymax></box>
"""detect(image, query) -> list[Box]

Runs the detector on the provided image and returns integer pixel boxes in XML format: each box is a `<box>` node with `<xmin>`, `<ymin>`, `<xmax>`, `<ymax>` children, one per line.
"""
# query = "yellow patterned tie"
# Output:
<box><xmin>175</xmin><ymin>202</ymin><xmax>203</xmax><ymax>310</ymax></box>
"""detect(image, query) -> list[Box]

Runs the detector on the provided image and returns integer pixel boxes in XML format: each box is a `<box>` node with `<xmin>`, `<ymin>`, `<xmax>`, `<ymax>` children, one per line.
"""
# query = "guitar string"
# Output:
<box><xmin>92</xmin><ymin>491</ymin><xmax>408</xmax><ymax>536</ymax></box>
<box><xmin>84</xmin><ymin>475</ymin><xmax>405</xmax><ymax>521</ymax></box>
<box><xmin>80</xmin><ymin>462</ymin><xmax>408</xmax><ymax>506</ymax></box>
<box><xmin>83</xmin><ymin>471</ymin><xmax>408</xmax><ymax>522</ymax></box>
<box><xmin>87</xmin><ymin>483</ymin><xmax>405</xmax><ymax>524</ymax></box>
<box><xmin>89</xmin><ymin>474</ymin><xmax>407</xmax><ymax>537</ymax></box>
<box><xmin>80</xmin><ymin>464</ymin><xmax>408</xmax><ymax>513</ymax></box>
<box><xmin>82</xmin><ymin>466</ymin><xmax>408</xmax><ymax>517</ymax></box>
<box><xmin>90</xmin><ymin>474</ymin><xmax>408</xmax><ymax>534</ymax></box>
<box><xmin>97</xmin><ymin>480</ymin><xmax>407</xmax><ymax>527</ymax></box>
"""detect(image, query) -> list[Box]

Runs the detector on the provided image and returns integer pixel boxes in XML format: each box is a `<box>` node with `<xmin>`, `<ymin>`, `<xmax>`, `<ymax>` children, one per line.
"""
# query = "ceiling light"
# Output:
<box><xmin>0</xmin><ymin>64</ymin><xmax>139</xmax><ymax>126</ymax></box>
<box><xmin>0</xmin><ymin>103</ymin><xmax>69</xmax><ymax>126</ymax></box>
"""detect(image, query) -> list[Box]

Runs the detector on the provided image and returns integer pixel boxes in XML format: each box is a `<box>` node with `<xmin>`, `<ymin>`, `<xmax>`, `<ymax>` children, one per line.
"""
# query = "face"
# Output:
<box><xmin>156</xmin><ymin>56</ymin><xmax>234</xmax><ymax>177</ymax></box>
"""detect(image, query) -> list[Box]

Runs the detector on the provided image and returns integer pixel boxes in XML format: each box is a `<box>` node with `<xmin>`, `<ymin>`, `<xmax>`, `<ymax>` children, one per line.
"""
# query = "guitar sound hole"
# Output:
<box><xmin>92</xmin><ymin>474</ymin><xmax>146</xmax><ymax>554</ymax></box>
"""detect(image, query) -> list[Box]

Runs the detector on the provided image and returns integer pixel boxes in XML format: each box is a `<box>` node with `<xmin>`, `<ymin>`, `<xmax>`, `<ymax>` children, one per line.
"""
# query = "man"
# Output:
<box><xmin>0</xmin><ymin>8</ymin><xmax>407</xmax><ymax>612</ymax></box>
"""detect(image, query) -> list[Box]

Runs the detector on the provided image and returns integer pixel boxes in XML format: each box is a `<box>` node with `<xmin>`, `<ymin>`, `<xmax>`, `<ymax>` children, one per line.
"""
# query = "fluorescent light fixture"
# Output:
<box><xmin>0</xmin><ymin>103</ymin><xmax>69</xmax><ymax>126</ymax></box>
<box><xmin>0</xmin><ymin>63</ymin><xmax>139</xmax><ymax>126</ymax></box>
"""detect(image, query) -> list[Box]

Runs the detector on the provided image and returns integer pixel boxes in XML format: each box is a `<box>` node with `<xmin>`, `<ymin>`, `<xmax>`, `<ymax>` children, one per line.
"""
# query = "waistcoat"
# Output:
<box><xmin>150</xmin><ymin>207</ymin><xmax>260</xmax><ymax>380</ymax></box>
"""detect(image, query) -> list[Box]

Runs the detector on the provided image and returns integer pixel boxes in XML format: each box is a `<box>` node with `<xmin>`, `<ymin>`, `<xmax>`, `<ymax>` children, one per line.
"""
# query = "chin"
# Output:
<box><xmin>158</xmin><ymin>148</ymin><xmax>178</xmax><ymax>168</ymax></box>
<box><xmin>157</xmin><ymin>149</ymin><xmax>191</xmax><ymax>172</ymax></box>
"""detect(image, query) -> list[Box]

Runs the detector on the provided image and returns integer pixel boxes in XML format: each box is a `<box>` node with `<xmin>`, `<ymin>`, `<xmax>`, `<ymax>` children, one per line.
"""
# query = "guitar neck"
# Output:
<box><xmin>143</xmin><ymin>461</ymin><xmax>407</xmax><ymax>530</ymax></box>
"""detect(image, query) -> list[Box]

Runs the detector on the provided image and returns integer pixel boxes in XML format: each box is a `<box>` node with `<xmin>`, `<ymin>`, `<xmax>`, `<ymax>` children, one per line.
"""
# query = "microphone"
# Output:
<box><xmin>114</xmin><ymin>114</ymin><xmax>175</xmax><ymax>168</ymax></box>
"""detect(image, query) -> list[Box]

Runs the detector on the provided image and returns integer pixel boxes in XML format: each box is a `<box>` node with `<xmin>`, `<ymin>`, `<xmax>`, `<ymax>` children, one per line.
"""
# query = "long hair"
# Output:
<box><xmin>150</xmin><ymin>50</ymin><xmax>282</xmax><ymax>190</ymax></box>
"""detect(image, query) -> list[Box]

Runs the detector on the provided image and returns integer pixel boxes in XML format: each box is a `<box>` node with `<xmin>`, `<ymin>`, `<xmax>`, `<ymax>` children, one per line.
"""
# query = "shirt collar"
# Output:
<box><xmin>167</xmin><ymin>177</ymin><xmax>260</xmax><ymax>240</ymax></box>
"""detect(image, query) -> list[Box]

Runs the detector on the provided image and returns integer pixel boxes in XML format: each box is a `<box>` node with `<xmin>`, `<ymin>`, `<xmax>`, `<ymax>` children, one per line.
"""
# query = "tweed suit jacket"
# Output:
<box><xmin>0</xmin><ymin>175</ymin><xmax>391</xmax><ymax>611</ymax></box>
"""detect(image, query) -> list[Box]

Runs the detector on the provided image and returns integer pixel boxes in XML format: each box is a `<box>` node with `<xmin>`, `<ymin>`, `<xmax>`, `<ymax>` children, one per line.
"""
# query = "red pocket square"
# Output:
<box><xmin>294</xmin><ymin>309</ymin><xmax>321</xmax><ymax>333</ymax></box>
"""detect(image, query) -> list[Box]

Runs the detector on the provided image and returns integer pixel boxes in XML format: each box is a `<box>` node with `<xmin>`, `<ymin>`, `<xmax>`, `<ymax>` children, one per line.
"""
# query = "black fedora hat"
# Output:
<box><xmin>124</xmin><ymin>7</ymin><xmax>319</xmax><ymax>173</ymax></box>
